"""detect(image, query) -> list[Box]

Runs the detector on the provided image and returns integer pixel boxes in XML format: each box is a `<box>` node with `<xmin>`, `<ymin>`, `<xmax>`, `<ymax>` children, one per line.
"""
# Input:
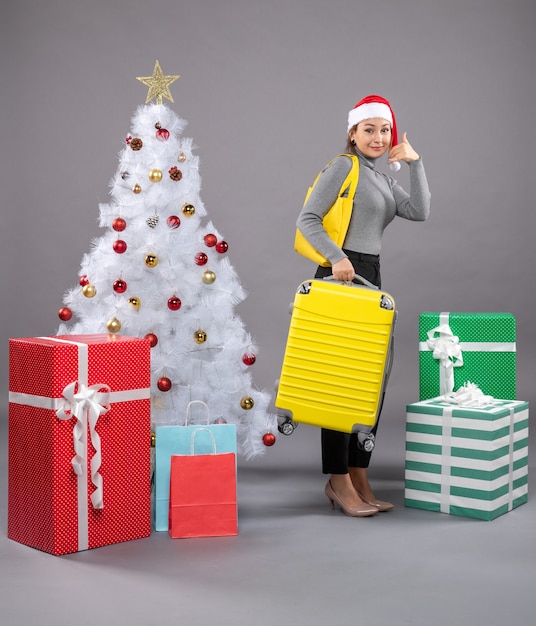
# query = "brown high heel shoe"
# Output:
<box><xmin>354</xmin><ymin>489</ymin><xmax>394</xmax><ymax>512</ymax></box>
<box><xmin>324</xmin><ymin>481</ymin><xmax>378</xmax><ymax>517</ymax></box>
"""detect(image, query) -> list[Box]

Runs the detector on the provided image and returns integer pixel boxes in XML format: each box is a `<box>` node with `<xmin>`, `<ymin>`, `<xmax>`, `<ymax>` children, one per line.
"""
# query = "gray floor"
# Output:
<box><xmin>1</xmin><ymin>414</ymin><xmax>534</xmax><ymax>626</ymax></box>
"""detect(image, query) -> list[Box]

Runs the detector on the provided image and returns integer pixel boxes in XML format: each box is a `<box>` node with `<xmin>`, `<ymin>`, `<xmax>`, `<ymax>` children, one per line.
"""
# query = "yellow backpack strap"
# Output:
<box><xmin>303</xmin><ymin>153</ymin><xmax>359</xmax><ymax>206</ymax></box>
<box><xmin>337</xmin><ymin>153</ymin><xmax>359</xmax><ymax>200</ymax></box>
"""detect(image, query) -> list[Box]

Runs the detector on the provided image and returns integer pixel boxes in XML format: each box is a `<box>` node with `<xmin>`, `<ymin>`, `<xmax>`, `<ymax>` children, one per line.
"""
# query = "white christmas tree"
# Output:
<box><xmin>57</xmin><ymin>61</ymin><xmax>277</xmax><ymax>457</ymax></box>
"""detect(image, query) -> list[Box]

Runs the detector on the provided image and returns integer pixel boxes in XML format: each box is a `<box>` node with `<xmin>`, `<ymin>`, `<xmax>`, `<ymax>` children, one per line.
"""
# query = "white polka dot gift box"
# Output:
<box><xmin>8</xmin><ymin>335</ymin><xmax>151</xmax><ymax>555</ymax></box>
<box><xmin>419</xmin><ymin>312</ymin><xmax>516</xmax><ymax>401</ymax></box>
<box><xmin>405</xmin><ymin>394</ymin><xmax>529</xmax><ymax>521</ymax></box>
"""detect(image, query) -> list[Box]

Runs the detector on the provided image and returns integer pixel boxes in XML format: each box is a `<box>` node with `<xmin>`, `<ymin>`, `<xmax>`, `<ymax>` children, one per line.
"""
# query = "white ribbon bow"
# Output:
<box><xmin>441</xmin><ymin>381</ymin><xmax>496</xmax><ymax>408</ymax></box>
<box><xmin>426</xmin><ymin>323</ymin><xmax>464</xmax><ymax>395</ymax></box>
<box><xmin>56</xmin><ymin>381</ymin><xmax>111</xmax><ymax>509</ymax></box>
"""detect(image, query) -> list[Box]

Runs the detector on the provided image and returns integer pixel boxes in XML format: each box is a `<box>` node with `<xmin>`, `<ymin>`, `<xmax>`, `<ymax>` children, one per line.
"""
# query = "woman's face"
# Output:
<box><xmin>349</xmin><ymin>118</ymin><xmax>392</xmax><ymax>159</ymax></box>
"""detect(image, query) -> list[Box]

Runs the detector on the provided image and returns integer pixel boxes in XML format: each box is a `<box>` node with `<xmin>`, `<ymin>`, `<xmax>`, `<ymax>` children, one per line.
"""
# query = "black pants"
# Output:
<box><xmin>315</xmin><ymin>251</ymin><xmax>382</xmax><ymax>474</ymax></box>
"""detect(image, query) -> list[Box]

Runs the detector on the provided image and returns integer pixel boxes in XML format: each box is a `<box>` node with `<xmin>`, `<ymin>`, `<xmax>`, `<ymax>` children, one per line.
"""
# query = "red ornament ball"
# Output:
<box><xmin>195</xmin><ymin>252</ymin><xmax>208</xmax><ymax>266</ymax></box>
<box><xmin>156</xmin><ymin>128</ymin><xmax>170</xmax><ymax>141</ymax></box>
<box><xmin>112</xmin><ymin>217</ymin><xmax>126</xmax><ymax>232</ymax></box>
<box><xmin>263</xmin><ymin>433</ymin><xmax>276</xmax><ymax>447</ymax></box>
<box><xmin>242</xmin><ymin>353</ymin><xmax>257</xmax><ymax>366</ymax></box>
<box><xmin>58</xmin><ymin>307</ymin><xmax>72</xmax><ymax>321</ymax></box>
<box><xmin>168</xmin><ymin>296</ymin><xmax>182</xmax><ymax>311</ymax></box>
<box><xmin>216</xmin><ymin>240</ymin><xmax>229</xmax><ymax>254</ymax></box>
<box><xmin>204</xmin><ymin>233</ymin><xmax>217</xmax><ymax>247</ymax></box>
<box><xmin>144</xmin><ymin>333</ymin><xmax>158</xmax><ymax>348</ymax></box>
<box><xmin>157</xmin><ymin>377</ymin><xmax>172</xmax><ymax>392</ymax></box>
<box><xmin>113</xmin><ymin>278</ymin><xmax>127</xmax><ymax>293</ymax></box>
<box><xmin>113</xmin><ymin>239</ymin><xmax>127</xmax><ymax>254</ymax></box>
<box><xmin>167</xmin><ymin>215</ymin><xmax>181</xmax><ymax>229</ymax></box>
<box><xmin>79</xmin><ymin>275</ymin><xmax>89</xmax><ymax>286</ymax></box>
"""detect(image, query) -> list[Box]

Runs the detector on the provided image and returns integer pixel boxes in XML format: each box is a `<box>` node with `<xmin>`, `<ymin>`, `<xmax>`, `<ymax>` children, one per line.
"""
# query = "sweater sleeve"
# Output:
<box><xmin>391</xmin><ymin>158</ymin><xmax>431</xmax><ymax>221</ymax></box>
<box><xmin>296</xmin><ymin>156</ymin><xmax>353</xmax><ymax>265</ymax></box>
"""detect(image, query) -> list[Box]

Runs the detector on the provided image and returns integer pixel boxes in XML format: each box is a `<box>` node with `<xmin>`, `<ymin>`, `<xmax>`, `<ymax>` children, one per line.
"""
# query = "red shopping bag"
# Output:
<box><xmin>168</xmin><ymin>428</ymin><xmax>237</xmax><ymax>538</ymax></box>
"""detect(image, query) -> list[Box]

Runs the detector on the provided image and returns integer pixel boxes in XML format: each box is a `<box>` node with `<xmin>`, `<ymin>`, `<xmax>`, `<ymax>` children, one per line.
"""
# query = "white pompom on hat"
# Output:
<box><xmin>347</xmin><ymin>94</ymin><xmax>401</xmax><ymax>171</ymax></box>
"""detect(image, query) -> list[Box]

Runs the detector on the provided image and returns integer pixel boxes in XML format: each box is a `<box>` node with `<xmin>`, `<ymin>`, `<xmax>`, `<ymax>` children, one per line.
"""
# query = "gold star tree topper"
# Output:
<box><xmin>137</xmin><ymin>60</ymin><xmax>180</xmax><ymax>104</ymax></box>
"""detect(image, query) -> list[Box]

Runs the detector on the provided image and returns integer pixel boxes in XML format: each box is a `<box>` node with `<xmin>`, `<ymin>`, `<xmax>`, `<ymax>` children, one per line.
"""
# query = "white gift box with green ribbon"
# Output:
<box><xmin>405</xmin><ymin>393</ymin><xmax>529</xmax><ymax>520</ymax></box>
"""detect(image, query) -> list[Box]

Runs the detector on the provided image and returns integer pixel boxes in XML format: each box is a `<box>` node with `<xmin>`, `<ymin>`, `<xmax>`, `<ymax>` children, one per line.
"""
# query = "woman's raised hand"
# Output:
<box><xmin>388</xmin><ymin>131</ymin><xmax>420</xmax><ymax>164</ymax></box>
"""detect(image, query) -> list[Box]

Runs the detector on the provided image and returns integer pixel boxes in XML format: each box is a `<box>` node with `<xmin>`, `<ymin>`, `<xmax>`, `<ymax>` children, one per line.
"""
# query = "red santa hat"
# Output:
<box><xmin>347</xmin><ymin>94</ymin><xmax>400</xmax><ymax>171</ymax></box>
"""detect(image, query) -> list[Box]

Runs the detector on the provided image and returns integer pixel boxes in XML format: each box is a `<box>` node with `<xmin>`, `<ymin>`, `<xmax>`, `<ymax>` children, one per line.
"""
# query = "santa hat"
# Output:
<box><xmin>347</xmin><ymin>94</ymin><xmax>400</xmax><ymax>171</ymax></box>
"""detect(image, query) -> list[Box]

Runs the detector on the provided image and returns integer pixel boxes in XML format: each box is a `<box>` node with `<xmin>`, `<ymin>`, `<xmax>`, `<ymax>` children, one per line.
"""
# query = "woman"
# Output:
<box><xmin>296</xmin><ymin>94</ymin><xmax>431</xmax><ymax>517</ymax></box>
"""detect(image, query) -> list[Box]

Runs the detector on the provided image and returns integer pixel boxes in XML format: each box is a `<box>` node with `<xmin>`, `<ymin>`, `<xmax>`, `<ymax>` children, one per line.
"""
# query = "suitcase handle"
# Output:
<box><xmin>323</xmin><ymin>273</ymin><xmax>379</xmax><ymax>290</ymax></box>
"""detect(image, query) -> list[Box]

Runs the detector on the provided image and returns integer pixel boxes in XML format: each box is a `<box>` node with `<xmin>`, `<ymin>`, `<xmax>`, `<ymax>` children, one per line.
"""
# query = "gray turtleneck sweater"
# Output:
<box><xmin>296</xmin><ymin>151</ymin><xmax>431</xmax><ymax>265</ymax></box>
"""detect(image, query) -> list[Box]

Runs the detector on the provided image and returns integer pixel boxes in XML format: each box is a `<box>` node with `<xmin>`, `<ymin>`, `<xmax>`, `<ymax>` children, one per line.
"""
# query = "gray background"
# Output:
<box><xmin>2</xmin><ymin>0</ymin><xmax>535</xmax><ymax>461</ymax></box>
<box><xmin>1</xmin><ymin>1</ymin><xmax>535</xmax><ymax>625</ymax></box>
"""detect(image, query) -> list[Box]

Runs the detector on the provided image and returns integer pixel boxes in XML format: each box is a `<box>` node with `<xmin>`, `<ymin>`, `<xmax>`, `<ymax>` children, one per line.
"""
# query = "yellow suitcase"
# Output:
<box><xmin>275</xmin><ymin>275</ymin><xmax>396</xmax><ymax>451</ymax></box>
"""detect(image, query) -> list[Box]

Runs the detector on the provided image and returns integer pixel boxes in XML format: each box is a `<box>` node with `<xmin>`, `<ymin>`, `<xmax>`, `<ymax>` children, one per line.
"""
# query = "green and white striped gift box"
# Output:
<box><xmin>405</xmin><ymin>398</ymin><xmax>529</xmax><ymax>520</ymax></box>
<box><xmin>419</xmin><ymin>312</ymin><xmax>516</xmax><ymax>401</ymax></box>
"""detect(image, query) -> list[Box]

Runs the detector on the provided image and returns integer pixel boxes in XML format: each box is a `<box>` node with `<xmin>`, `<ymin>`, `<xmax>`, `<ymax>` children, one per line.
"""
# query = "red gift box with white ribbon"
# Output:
<box><xmin>8</xmin><ymin>334</ymin><xmax>151</xmax><ymax>555</ymax></box>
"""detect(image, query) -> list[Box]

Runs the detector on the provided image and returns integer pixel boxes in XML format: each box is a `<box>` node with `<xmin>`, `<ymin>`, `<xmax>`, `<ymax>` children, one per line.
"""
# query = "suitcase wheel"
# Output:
<box><xmin>278</xmin><ymin>417</ymin><xmax>297</xmax><ymax>436</ymax></box>
<box><xmin>357</xmin><ymin>432</ymin><xmax>375</xmax><ymax>452</ymax></box>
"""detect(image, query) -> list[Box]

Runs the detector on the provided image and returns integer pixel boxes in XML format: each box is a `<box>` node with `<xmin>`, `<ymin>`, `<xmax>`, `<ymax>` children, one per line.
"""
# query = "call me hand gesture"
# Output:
<box><xmin>388</xmin><ymin>131</ymin><xmax>420</xmax><ymax>165</ymax></box>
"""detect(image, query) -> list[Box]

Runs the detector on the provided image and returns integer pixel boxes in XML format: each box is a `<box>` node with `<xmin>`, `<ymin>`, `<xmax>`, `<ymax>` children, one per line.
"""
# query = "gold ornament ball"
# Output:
<box><xmin>194</xmin><ymin>330</ymin><xmax>207</xmax><ymax>344</ymax></box>
<box><xmin>145</xmin><ymin>254</ymin><xmax>159</xmax><ymax>267</ymax></box>
<box><xmin>132</xmin><ymin>184</ymin><xmax>142</xmax><ymax>194</ymax></box>
<box><xmin>128</xmin><ymin>297</ymin><xmax>141</xmax><ymax>310</ymax></box>
<box><xmin>106</xmin><ymin>317</ymin><xmax>122</xmax><ymax>333</ymax></box>
<box><xmin>82</xmin><ymin>284</ymin><xmax>97</xmax><ymax>298</ymax></box>
<box><xmin>148</xmin><ymin>168</ymin><xmax>163</xmax><ymax>182</ymax></box>
<box><xmin>240</xmin><ymin>396</ymin><xmax>255</xmax><ymax>410</ymax></box>
<box><xmin>182</xmin><ymin>203</ymin><xmax>195</xmax><ymax>216</ymax></box>
<box><xmin>178</xmin><ymin>151</ymin><xmax>186</xmax><ymax>162</ymax></box>
<box><xmin>202</xmin><ymin>270</ymin><xmax>216</xmax><ymax>284</ymax></box>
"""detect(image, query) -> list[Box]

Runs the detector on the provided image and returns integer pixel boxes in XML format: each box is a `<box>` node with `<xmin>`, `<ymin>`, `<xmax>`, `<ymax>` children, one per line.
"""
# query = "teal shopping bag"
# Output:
<box><xmin>154</xmin><ymin>401</ymin><xmax>237</xmax><ymax>531</ymax></box>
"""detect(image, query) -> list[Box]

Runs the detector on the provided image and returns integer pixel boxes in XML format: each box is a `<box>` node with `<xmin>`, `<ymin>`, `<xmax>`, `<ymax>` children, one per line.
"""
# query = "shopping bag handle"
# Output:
<box><xmin>189</xmin><ymin>427</ymin><xmax>217</xmax><ymax>455</ymax></box>
<box><xmin>184</xmin><ymin>400</ymin><xmax>211</xmax><ymax>425</ymax></box>
<box><xmin>323</xmin><ymin>273</ymin><xmax>378</xmax><ymax>290</ymax></box>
